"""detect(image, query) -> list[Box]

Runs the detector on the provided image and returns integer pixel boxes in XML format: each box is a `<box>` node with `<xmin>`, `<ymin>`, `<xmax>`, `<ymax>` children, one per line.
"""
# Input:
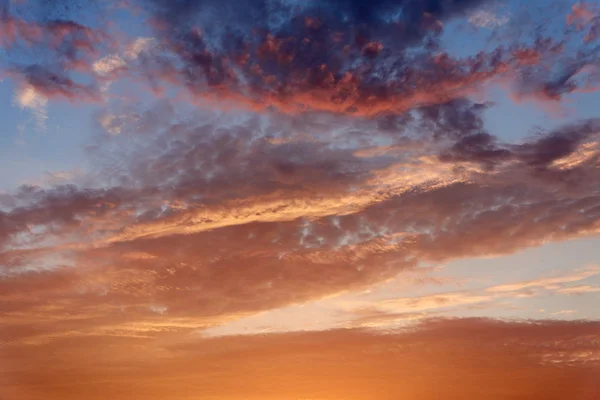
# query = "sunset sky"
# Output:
<box><xmin>1</xmin><ymin>0</ymin><xmax>600</xmax><ymax>399</ymax></box>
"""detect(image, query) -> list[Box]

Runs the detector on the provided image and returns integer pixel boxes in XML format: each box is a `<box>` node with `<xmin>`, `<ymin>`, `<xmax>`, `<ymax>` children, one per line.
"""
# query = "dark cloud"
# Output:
<box><xmin>124</xmin><ymin>0</ymin><xmax>520</xmax><ymax>115</ymax></box>
<box><xmin>0</xmin><ymin>0</ymin><xmax>598</xmax><ymax>114</ymax></box>
<box><xmin>417</xmin><ymin>98</ymin><xmax>491</xmax><ymax>140</ymax></box>
<box><xmin>384</xmin><ymin>100</ymin><xmax>600</xmax><ymax>197</ymax></box>
<box><xmin>515</xmin><ymin>119</ymin><xmax>600</xmax><ymax>168</ymax></box>
<box><xmin>435</xmin><ymin>104</ymin><xmax>600</xmax><ymax>172</ymax></box>
<box><xmin>113</xmin><ymin>0</ymin><xmax>599</xmax><ymax>116</ymax></box>
<box><xmin>440</xmin><ymin>132</ymin><xmax>513</xmax><ymax>168</ymax></box>
<box><xmin>145</xmin><ymin>0</ymin><xmax>488</xmax><ymax>37</ymax></box>
<box><xmin>2</xmin><ymin>0</ymin><xmax>597</xmax><ymax>113</ymax></box>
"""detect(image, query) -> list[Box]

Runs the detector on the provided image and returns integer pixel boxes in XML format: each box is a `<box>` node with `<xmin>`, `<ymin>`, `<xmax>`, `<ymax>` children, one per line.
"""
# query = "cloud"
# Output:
<box><xmin>124</xmin><ymin>37</ymin><xmax>157</xmax><ymax>60</ymax></box>
<box><xmin>115</xmin><ymin>0</ymin><xmax>600</xmax><ymax>114</ymax></box>
<box><xmin>371</xmin><ymin>291</ymin><xmax>494</xmax><ymax>312</ymax></box>
<box><xmin>486</xmin><ymin>266</ymin><xmax>600</xmax><ymax>293</ymax></box>
<box><xmin>328</xmin><ymin>266</ymin><xmax>600</xmax><ymax>329</ymax></box>
<box><xmin>93</xmin><ymin>0</ymin><xmax>580</xmax><ymax>116</ymax></box>
<box><xmin>0</xmin><ymin>102</ymin><xmax>599</xmax><ymax>346</ymax></box>
<box><xmin>469</xmin><ymin>9</ymin><xmax>510</xmax><ymax>28</ymax></box>
<box><xmin>556</xmin><ymin>285</ymin><xmax>600</xmax><ymax>294</ymax></box>
<box><xmin>14</xmin><ymin>65</ymin><xmax>101</xmax><ymax>103</ymax></box>
<box><xmin>441</xmin><ymin>117</ymin><xmax>600</xmax><ymax>170</ymax></box>
<box><xmin>93</xmin><ymin>54</ymin><xmax>127</xmax><ymax>76</ymax></box>
<box><xmin>13</xmin><ymin>83</ymin><xmax>48</xmax><ymax>130</ymax></box>
<box><xmin>569</xmin><ymin>2</ymin><xmax>600</xmax><ymax>43</ymax></box>
<box><xmin>552</xmin><ymin>310</ymin><xmax>577</xmax><ymax>315</ymax></box>
<box><xmin>0</xmin><ymin>2</ymin><xmax>112</xmax><ymax>104</ymax></box>
<box><xmin>2</xmin><ymin>0</ymin><xmax>597</xmax><ymax>114</ymax></box>
<box><xmin>568</xmin><ymin>3</ymin><xmax>597</xmax><ymax>29</ymax></box>
<box><xmin>341</xmin><ymin>309</ymin><xmax>431</xmax><ymax>329</ymax></box>
<box><xmin>567</xmin><ymin>2</ymin><xmax>600</xmax><ymax>42</ymax></box>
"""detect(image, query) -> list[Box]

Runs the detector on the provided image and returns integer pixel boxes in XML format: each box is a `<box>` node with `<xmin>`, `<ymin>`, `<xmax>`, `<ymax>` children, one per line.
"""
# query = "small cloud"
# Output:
<box><xmin>93</xmin><ymin>54</ymin><xmax>127</xmax><ymax>93</ymax></box>
<box><xmin>370</xmin><ymin>292</ymin><xmax>494</xmax><ymax>313</ymax></box>
<box><xmin>122</xmin><ymin>252</ymin><xmax>157</xmax><ymax>260</ymax></box>
<box><xmin>468</xmin><ymin>9</ymin><xmax>510</xmax><ymax>28</ymax></box>
<box><xmin>93</xmin><ymin>54</ymin><xmax>126</xmax><ymax>75</ymax></box>
<box><xmin>44</xmin><ymin>170</ymin><xmax>79</xmax><ymax>185</ymax></box>
<box><xmin>13</xmin><ymin>84</ymin><xmax>48</xmax><ymax>130</ymax></box>
<box><xmin>98</xmin><ymin>112</ymin><xmax>137</xmax><ymax>135</ymax></box>
<box><xmin>99</xmin><ymin>113</ymin><xmax>121</xmax><ymax>135</ymax></box>
<box><xmin>556</xmin><ymin>285</ymin><xmax>600</xmax><ymax>294</ymax></box>
<box><xmin>567</xmin><ymin>3</ymin><xmax>597</xmax><ymax>28</ymax></box>
<box><xmin>343</xmin><ymin>309</ymin><xmax>430</xmax><ymax>329</ymax></box>
<box><xmin>552</xmin><ymin>310</ymin><xmax>577</xmax><ymax>316</ymax></box>
<box><xmin>124</xmin><ymin>37</ymin><xmax>157</xmax><ymax>60</ymax></box>
<box><xmin>486</xmin><ymin>266</ymin><xmax>600</xmax><ymax>293</ymax></box>
<box><xmin>541</xmin><ymin>349</ymin><xmax>600</xmax><ymax>365</ymax></box>
<box><xmin>149</xmin><ymin>305</ymin><xmax>168</xmax><ymax>314</ymax></box>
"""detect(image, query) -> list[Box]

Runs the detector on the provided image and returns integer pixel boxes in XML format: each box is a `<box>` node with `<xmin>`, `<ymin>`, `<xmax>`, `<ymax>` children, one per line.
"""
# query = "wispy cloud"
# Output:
<box><xmin>469</xmin><ymin>9</ymin><xmax>510</xmax><ymax>28</ymax></box>
<box><xmin>556</xmin><ymin>284</ymin><xmax>600</xmax><ymax>294</ymax></box>
<box><xmin>13</xmin><ymin>83</ymin><xmax>48</xmax><ymax>130</ymax></box>
<box><xmin>486</xmin><ymin>266</ymin><xmax>600</xmax><ymax>293</ymax></box>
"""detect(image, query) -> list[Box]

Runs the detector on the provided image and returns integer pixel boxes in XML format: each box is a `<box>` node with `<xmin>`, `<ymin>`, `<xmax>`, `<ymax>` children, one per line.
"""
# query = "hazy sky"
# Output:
<box><xmin>1</xmin><ymin>0</ymin><xmax>600</xmax><ymax>399</ymax></box>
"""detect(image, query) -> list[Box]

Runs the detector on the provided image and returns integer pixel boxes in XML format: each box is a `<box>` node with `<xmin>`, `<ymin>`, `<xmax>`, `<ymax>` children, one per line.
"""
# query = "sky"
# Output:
<box><xmin>1</xmin><ymin>0</ymin><xmax>600</xmax><ymax>399</ymax></box>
